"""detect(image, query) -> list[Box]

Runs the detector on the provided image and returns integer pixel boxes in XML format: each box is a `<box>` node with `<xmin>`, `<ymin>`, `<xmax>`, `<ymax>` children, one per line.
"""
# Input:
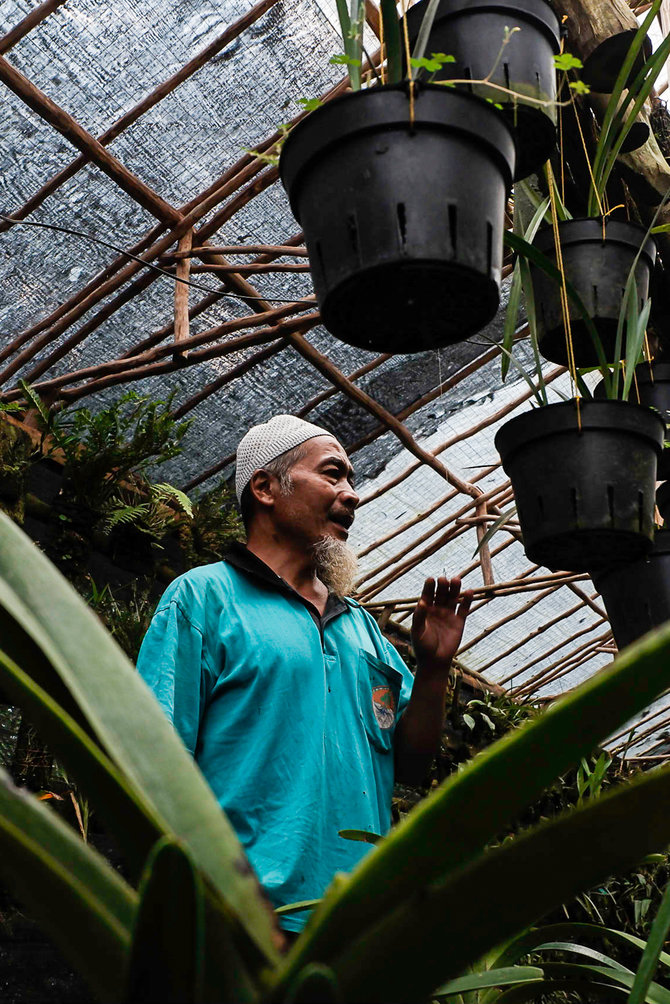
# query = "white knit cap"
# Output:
<box><xmin>235</xmin><ymin>414</ymin><xmax>335</xmax><ymax>503</ymax></box>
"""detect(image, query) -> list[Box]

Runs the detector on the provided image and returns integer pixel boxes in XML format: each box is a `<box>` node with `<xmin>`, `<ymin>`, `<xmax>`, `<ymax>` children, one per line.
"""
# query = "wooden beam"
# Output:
<box><xmin>0</xmin><ymin>0</ymin><xmax>281</xmax><ymax>231</ymax></box>
<box><xmin>0</xmin><ymin>0</ymin><xmax>66</xmax><ymax>55</ymax></box>
<box><xmin>173</xmin><ymin>230</ymin><xmax>193</xmax><ymax>358</ymax></box>
<box><xmin>0</xmin><ymin>56</ymin><xmax>181</xmax><ymax>224</ymax></box>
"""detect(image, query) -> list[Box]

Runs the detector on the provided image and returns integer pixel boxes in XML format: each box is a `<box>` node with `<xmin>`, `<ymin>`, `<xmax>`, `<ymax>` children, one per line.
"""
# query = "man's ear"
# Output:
<box><xmin>248</xmin><ymin>469</ymin><xmax>278</xmax><ymax>511</ymax></box>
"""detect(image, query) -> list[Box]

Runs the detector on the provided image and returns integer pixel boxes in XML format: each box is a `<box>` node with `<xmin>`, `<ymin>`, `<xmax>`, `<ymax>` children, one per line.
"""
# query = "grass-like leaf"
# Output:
<box><xmin>629</xmin><ymin>881</ymin><xmax>670</xmax><ymax>1004</ymax></box>
<box><xmin>0</xmin><ymin>766</ymin><xmax>136</xmax><ymax>1003</ymax></box>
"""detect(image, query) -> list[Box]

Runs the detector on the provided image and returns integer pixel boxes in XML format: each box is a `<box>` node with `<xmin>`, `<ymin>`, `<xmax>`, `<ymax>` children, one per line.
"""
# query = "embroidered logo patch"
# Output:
<box><xmin>372</xmin><ymin>685</ymin><xmax>396</xmax><ymax>729</ymax></box>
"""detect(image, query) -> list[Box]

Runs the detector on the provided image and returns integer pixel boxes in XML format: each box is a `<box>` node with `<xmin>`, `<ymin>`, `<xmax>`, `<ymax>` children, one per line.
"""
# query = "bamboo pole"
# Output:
<box><xmin>0</xmin><ymin>0</ymin><xmax>281</xmax><ymax>232</ymax></box>
<box><xmin>511</xmin><ymin>628</ymin><xmax>612</xmax><ymax>697</ymax></box>
<box><xmin>1</xmin><ymin>302</ymin><xmax>316</xmax><ymax>403</ymax></box>
<box><xmin>173</xmin><ymin>230</ymin><xmax>193</xmax><ymax>358</ymax></box>
<box><xmin>357</xmin><ymin>366</ymin><xmax>564</xmax><ymax>508</ymax></box>
<box><xmin>0</xmin><ymin>56</ymin><xmax>181</xmax><ymax>224</ymax></box>
<box><xmin>0</xmin><ymin>0</ymin><xmax>66</xmax><ymax>54</ymax></box>
<box><xmin>287</xmin><ymin>332</ymin><xmax>484</xmax><ymax>501</ymax></box>
<box><xmin>164</xmin><ymin>244</ymin><xmax>308</xmax><ymax>259</ymax></box>
<box><xmin>355</xmin><ymin>481</ymin><xmax>513</xmax><ymax>590</ymax></box>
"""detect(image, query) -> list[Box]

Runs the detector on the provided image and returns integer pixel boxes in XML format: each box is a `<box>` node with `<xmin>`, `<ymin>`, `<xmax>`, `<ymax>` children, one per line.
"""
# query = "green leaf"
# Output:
<box><xmin>0</xmin><ymin>644</ymin><xmax>163</xmax><ymax>877</ymax></box>
<box><xmin>0</xmin><ymin>511</ymin><xmax>281</xmax><ymax>966</ymax></box>
<box><xmin>553</xmin><ymin>52</ymin><xmax>583</xmax><ymax>71</ymax></box>
<box><xmin>434</xmin><ymin>966</ymin><xmax>544</xmax><ymax>997</ymax></box>
<box><xmin>379</xmin><ymin>0</ymin><xmax>402</xmax><ymax>84</ymax></box>
<box><xmin>410</xmin><ymin>0</ymin><xmax>444</xmax><ymax>65</ymax></box>
<box><xmin>590</xmin><ymin>1</ymin><xmax>666</xmax><ymax>214</ymax></box>
<box><xmin>124</xmin><ymin>838</ymin><xmax>204</xmax><ymax>1004</ymax></box>
<box><xmin>569</xmin><ymin>80</ymin><xmax>590</xmax><ymax>94</ymax></box>
<box><xmin>629</xmin><ymin>881</ymin><xmax>670</xmax><ymax>1003</ymax></box>
<box><xmin>327</xmin><ymin>768</ymin><xmax>670</xmax><ymax>1002</ymax></box>
<box><xmin>297</xmin><ymin>97</ymin><xmax>322</xmax><ymax>111</ymax></box>
<box><xmin>651</xmin><ymin>224</ymin><xmax>670</xmax><ymax>234</ymax></box>
<box><xmin>338</xmin><ymin>829</ymin><xmax>382</xmax><ymax>845</ymax></box>
<box><xmin>329</xmin><ymin>53</ymin><xmax>361</xmax><ymax>66</ymax></box>
<box><xmin>274</xmin><ymin>618</ymin><xmax>670</xmax><ymax>995</ymax></box>
<box><xmin>276</xmin><ymin>899</ymin><xmax>323</xmax><ymax>916</ymax></box>
<box><xmin>462</xmin><ymin>713</ymin><xmax>476</xmax><ymax>730</ymax></box>
<box><xmin>0</xmin><ymin>766</ymin><xmax>136</xmax><ymax>1003</ymax></box>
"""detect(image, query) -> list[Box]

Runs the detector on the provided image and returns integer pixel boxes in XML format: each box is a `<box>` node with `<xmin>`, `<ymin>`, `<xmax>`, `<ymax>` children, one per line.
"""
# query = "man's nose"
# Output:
<box><xmin>341</xmin><ymin>483</ymin><xmax>359</xmax><ymax>509</ymax></box>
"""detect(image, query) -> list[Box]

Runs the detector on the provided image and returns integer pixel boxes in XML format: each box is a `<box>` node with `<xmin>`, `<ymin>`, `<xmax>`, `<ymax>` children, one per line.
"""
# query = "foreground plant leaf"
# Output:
<box><xmin>276</xmin><ymin>619</ymin><xmax>670</xmax><ymax>989</ymax></box>
<box><xmin>629</xmin><ymin>880</ymin><xmax>670</xmax><ymax>1004</ymax></box>
<box><xmin>124</xmin><ymin>838</ymin><xmax>204</xmax><ymax>1004</ymax></box>
<box><xmin>0</xmin><ymin>766</ymin><xmax>136</xmax><ymax>1003</ymax></box>
<box><xmin>0</xmin><ymin>511</ymin><xmax>280</xmax><ymax>964</ymax></box>
<box><xmin>326</xmin><ymin>766</ymin><xmax>670</xmax><ymax>1002</ymax></box>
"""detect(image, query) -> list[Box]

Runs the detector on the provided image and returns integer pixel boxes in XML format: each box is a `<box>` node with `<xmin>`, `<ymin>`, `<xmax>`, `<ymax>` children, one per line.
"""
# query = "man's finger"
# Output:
<box><xmin>435</xmin><ymin>576</ymin><xmax>460</xmax><ymax>607</ymax></box>
<box><xmin>457</xmin><ymin>590</ymin><xmax>474</xmax><ymax>621</ymax></box>
<box><xmin>421</xmin><ymin>577</ymin><xmax>436</xmax><ymax>605</ymax></box>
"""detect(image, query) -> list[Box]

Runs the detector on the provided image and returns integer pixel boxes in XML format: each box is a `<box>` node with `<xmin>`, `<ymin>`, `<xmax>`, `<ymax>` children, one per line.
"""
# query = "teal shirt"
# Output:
<box><xmin>136</xmin><ymin>547</ymin><xmax>414</xmax><ymax>931</ymax></box>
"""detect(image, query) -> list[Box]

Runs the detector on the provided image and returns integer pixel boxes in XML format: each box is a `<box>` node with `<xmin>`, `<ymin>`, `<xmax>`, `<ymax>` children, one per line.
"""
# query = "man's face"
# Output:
<box><xmin>274</xmin><ymin>436</ymin><xmax>359</xmax><ymax>546</ymax></box>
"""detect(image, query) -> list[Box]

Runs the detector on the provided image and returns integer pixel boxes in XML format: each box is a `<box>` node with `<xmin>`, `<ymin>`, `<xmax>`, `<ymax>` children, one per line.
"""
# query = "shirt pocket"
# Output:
<box><xmin>357</xmin><ymin>651</ymin><xmax>403</xmax><ymax>755</ymax></box>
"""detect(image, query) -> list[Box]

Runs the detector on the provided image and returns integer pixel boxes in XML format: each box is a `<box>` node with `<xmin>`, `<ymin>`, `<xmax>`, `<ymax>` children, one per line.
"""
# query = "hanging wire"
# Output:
<box><xmin>0</xmin><ymin>215</ymin><xmax>316</xmax><ymax>306</ymax></box>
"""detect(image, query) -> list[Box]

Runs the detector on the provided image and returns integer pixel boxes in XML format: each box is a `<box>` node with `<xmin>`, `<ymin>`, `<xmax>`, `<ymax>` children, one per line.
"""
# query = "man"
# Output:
<box><xmin>137</xmin><ymin>414</ymin><xmax>472</xmax><ymax>934</ymax></box>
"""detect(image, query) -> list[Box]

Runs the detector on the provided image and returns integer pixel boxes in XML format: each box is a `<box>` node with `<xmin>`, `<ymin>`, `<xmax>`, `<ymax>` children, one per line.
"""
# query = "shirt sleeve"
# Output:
<box><xmin>136</xmin><ymin>597</ymin><xmax>216</xmax><ymax>755</ymax></box>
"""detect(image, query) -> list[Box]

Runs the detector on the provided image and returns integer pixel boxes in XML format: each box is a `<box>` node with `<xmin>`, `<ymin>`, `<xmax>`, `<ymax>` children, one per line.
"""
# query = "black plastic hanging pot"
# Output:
<box><xmin>402</xmin><ymin>0</ymin><xmax>560</xmax><ymax>179</ymax></box>
<box><xmin>582</xmin><ymin>29</ymin><xmax>653</xmax><ymax>94</ymax></box>
<box><xmin>279</xmin><ymin>83</ymin><xmax>515</xmax><ymax>353</ymax></box>
<box><xmin>592</xmin><ymin>528</ymin><xmax>670</xmax><ymax>651</ymax></box>
<box><xmin>629</xmin><ymin>363</ymin><xmax>670</xmax><ymax>479</ymax></box>
<box><xmin>494</xmin><ymin>399</ymin><xmax>665</xmax><ymax>572</ymax></box>
<box><xmin>530</xmin><ymin>218</ymin><xmax>657</xmax><ymax>366</ymax></box>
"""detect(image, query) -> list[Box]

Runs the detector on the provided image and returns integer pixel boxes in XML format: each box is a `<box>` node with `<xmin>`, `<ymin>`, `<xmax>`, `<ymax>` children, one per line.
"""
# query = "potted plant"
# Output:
<box><xmin>402</xmin><ymin>0</ymin><xmax>562</xmax><ymax>180</ymax></box>
<box><xmin>522</xmin><ymin>4</ymin><xmax>669</xmax><ymax>367</ymax></box>
<box><xmin>279</xmin><ymin>0</ymin><xmax>516</xmax><ymax>353</ymax></box>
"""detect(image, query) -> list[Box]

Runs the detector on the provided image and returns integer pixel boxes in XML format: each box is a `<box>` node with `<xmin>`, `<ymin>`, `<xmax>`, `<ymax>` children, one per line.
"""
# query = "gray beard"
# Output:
<box><xmin>312</xmin><ymin>536</ymin><xmax>358</xmax><ymax>598</ymax></box>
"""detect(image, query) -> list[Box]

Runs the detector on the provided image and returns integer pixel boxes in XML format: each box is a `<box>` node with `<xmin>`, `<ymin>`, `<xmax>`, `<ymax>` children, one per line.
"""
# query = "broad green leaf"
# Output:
<box><xmin>473</xmin><ymin>506</ymin><xmax>517</xmax><ymax>557</ymax></box>
<box><xmin>0</xmin><ymin>511</ymin><xmax>280</xmax><ymax>965</ymax></box>
<box><xmin>327</xmin><ymin>765</ymin><xmax>670</xmax><ymax>1002</ymax></box>
<box><xmin>434</xmin><ymin>966</ymin><xmax>544</xmax><ymax>997</ymax></box>
<box><xmin>589</xmin><ymin>1</ymin><xmax>661</xmax><ymax>214</ymax></box>
<box><xmin>276</xmin><ymin>898</ymin><xmax>323</xmax><ymax>916</ymax></box>
<box><xmin>410</xmin><ymin>0</ymin><xmax>443</xmax><ymax>64</ymax></box>
<box><xmin>124</xmin><ymin>838</ymin><xmax>204</xmax><ymax>1004</ymax></box>
<box><xmin>492</xmin><ymin>922</ymin><xmax>670</xmax><ymax>971</ymax></box>
<box><xmin>379</xmin><ymin>0</ymin><xmax>402</xmax><ymax>84</ymax></box>
<box><xmin>629</xmin><ymin>881</ymin><xmax>670</xmax><ymax>1004</ymax></box>
<box><xmin>541</xmin><ymin>961</ymin><xmax>670</xmax><ymax>1003</ymax></box>
<box><xmin>338</xmin><ymin>829</ymin><xmax>382</xmax><ymax>845</ymax></box>
<box><xmin>532</xmin><ymin>940</ymin><xmax>631</xmax><ymax>972</ymax></box>
<box><xmin>0</xmin><ymin>646</ymin><xmax>162</xmax><ymax>877</ymax></box>
<box><xmin>0</xmin><ymin>766</ymin><xmax>136</xmax><ymax>1003</ymax></box>
<box><xmin>496</xmin><ymin>979</ymin><xmax>628</xmax><ymax>1002</ymax></box>
<box><xmin>275</xmin><ymin>618</ymin><xmax>670</xmax><ymax>991</ymax></box>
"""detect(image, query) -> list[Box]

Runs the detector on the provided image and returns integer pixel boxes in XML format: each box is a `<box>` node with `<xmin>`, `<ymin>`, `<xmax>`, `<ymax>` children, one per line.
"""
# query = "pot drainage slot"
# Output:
<box><xmin>571</xmin><ymin>487</ymin><xmax>579</xmax><ymax>519</ymax></box>
<box><xmin>503</xmin><ymin>61</ymin><xmax>511</xmax><ymax>91</ymax></box>
<box><xmin>607</xmin><ymin>485</ymin><xmax>615</xmax><ymax>523</ymax></box>
<box><xmin>396</xmin><ymin>203</ymin><xmax>407</xmax><ymax>247</ymax></box>
<box><xmin>592</xmin><ymin>285</ymin><xmax>599</xmax><ymax>314</ymax></box>
<box><xmin>638</xmin><ymin>490</ymin><xmax>645</xmax><ymax>531</ymax></box>
<box><xmin>537</xmin><ymin>494</ymin><xmax>545</xmax><ymax>519</ymax></box>
<box><xmin>448</xmin><ymin>204</ymin><xmax>458</xmax><ymax>253</ymax></box>
<box><xmin>347</xmin><ymin>214</ymin><xmax>360</xmax><ymax>257</ymax></box>
<box><xmin>486</xmin><ymin>221</ymin><xmax>493</xmax><ymax>275</ymax></box>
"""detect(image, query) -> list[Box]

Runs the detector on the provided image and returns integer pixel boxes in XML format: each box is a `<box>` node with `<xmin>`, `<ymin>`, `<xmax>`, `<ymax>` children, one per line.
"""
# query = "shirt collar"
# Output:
<box><xmin>224</xmin><ymin>541</ymin><xmax>348</xmax><ymax>622</ymax></box>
